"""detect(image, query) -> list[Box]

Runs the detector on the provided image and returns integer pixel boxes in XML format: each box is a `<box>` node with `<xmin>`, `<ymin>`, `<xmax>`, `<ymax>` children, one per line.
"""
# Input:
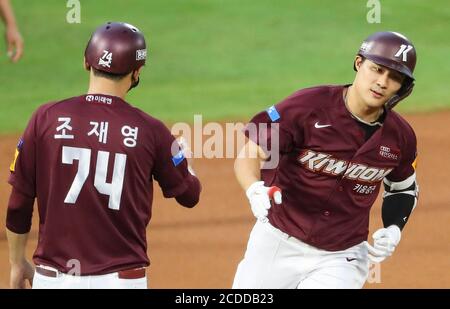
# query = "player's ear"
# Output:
<box><xmin>133</xmin><ymin>66</ymin><xmax>143</xmax><ymax>80</ymax></box>
<box><xmin>354</xmin><ymin>56</ymin><xmax>363</xmax><ymax>71</ymax></box>
<box><xmin>83</xmin><ymin>57</ymin><xmax>91</xmax><ymax>71</ymax></box>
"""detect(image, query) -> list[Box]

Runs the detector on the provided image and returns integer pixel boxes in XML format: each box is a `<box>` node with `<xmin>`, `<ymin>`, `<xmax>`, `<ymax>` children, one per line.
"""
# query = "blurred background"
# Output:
<box><xmin>1</xmin><ymin>0</ymin><xmax>449</xmax><ymax>130</ymax></box>
<box><xmin>0</xmin><ymin>0</ymin><xmax>449</xmax><ymax>288</ymax></box>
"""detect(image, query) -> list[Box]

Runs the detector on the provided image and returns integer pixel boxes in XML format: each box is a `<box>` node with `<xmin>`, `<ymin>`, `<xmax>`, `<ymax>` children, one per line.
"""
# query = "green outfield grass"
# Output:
<box><xmin>0</xmin><ymin>0</ymin><xmax>449</xmax><ymax>132</ymax></box>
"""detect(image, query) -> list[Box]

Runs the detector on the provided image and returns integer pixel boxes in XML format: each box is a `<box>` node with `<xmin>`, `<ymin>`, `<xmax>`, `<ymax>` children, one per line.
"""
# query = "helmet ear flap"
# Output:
<box><xmin>385</xmin><ymin>80</ymin><xmax>414</xmax><ymax>110</ymax></box>
<box><xmin>128</xmin><ymin>70</ymin><xmax>140</xmax><ymax>92</ymax></box>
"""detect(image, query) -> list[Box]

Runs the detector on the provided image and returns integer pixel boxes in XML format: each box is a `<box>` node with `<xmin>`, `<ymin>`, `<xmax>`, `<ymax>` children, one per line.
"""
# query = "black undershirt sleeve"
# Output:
<box><xmin>382</xmin><ymin>182</ymin><xmax>416</xmax><ymax>230</ymax></box>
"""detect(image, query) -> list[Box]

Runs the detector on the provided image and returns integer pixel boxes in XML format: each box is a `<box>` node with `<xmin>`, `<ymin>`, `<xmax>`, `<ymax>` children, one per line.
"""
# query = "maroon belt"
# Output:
<box><xmin>117</xmin><ymin>268</ymin><xmax>146</xmax><ymax>279</ymax></box>
<box><xmin>35</xmin><ymin>266</ymin><xmax>146</xmax><ymax>279</ymax></box>
<box><xmin>35</xmin><ymin>266</ymin><xmax>59</xmax><ymax>278</ymax></box>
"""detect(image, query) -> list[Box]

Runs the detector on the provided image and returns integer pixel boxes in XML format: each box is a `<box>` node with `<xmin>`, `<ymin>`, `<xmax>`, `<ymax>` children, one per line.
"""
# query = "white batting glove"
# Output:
<box><xmin>246</xmin><ymin>181</ymin><xmax>282</xmax><ymax>223</ymax></box>
<box><xmin>177</xmin><ymin>137</ymin><xmax>195</xmax><ymax>176</ymax></box>
<box><xmin>365</xmin><ymin>225</ymin><xmax>402</xmax><ymax>263</ymax></box>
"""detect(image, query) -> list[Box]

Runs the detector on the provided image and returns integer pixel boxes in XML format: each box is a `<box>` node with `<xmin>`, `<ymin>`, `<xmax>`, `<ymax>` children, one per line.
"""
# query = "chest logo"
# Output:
<box><xmin>314</xmin><ymin>122</ymin><xmax>332</xmax><ymax>129</ymax></box>
<box><xmin>298</xmin><ymin>150</ymin><xmax>393</xmax><ymax>183</ymax></box>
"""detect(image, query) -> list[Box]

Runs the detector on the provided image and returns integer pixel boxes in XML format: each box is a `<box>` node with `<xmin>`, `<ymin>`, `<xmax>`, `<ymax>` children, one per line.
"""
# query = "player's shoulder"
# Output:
<box><xmin>271</xmin><ymin>84</ymin><xmax>343</xmax><ymax>123</ymax></box>
<box><xmin>28</xmin><ymin>100</ymin><xmax>66</xmax><ymax>120</ymax></box>
<box><xmin>277</xmin><ymin>84</ymin><xmax>343</xmax><ymax>110</ymax></box>
<box><xmin>388</xmin><ymin>110</ymin><xmax>416</xmax><ymax>134</ymax></box>
<box><xmin>286</xmin><ymin>84</ymin><xmax>341</xmax><ymax>99</ymax></box>
<box><xmin>387</xmin><ymin>110</ymin><xmax>417</xmax><ymax>143</ymax></box>
<box><xmin>32</xmin><ymin>95</ymin><xmax>86</xmax><ymax>115</ymax></box>
<box><xmin>124</xmin><ymin>104</ymin><xmax>171</xmax><ymax>133</ymax></box>
<box><xmin>33</xmin><ymin>96</ymin><xmax>170</xmax><ymax>134</ymax></box>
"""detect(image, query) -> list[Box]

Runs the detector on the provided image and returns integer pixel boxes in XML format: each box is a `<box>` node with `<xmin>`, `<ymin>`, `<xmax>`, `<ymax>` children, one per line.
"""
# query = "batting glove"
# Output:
<box><xmin>246</xmin><ymin>181</ymin><xmax>282</xmax><ymax>223</ymax></box>
<box><xmin>365</xmin><ymin>225</ymin><xmax>402</xmax><ymax>263</ymax></box>
<box><xmin>177</xmin><ymin>137</ymin><xmax>195</xmax><ymax>176</ymax></box>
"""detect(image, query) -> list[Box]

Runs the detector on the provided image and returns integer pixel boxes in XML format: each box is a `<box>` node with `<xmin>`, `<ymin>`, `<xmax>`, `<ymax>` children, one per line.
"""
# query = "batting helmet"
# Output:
<box><xmin>85</xmin><ymin>22</ymin><xmax>147</xmax><ymax>75</ymax></box>
<box><xmin>354</xmin><ymin>31</ymin><xmax>417</xmax><ymax>109</ymax></box>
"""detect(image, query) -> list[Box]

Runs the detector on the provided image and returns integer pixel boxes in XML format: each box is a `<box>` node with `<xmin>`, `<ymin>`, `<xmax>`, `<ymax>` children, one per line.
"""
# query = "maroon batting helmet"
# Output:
<box><xmin>354</xmin><ymin>31</ymin><xmax>417</xmax><ymax>109</ymax></box>
<box><xmin>85</xmin><ymin>22</ymin><xmax>147</xmax><ymax>75</ymax></box>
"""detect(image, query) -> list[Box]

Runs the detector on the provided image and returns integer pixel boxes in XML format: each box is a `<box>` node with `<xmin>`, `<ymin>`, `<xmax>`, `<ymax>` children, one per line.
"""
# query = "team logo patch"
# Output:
<box><xmin>172</xmin><ymin>150</ymin><xmax>185</xmax><ymax>167</ymax></box>
<box><xmin>360</xmin><ymin>41</ymin><xmax>374</xmax><ymax>52</ymax></box>
<box><xmin>17</xmin><ymin>138</ymin><xmax>24</xmax><ymax>150</ymax></box>
<box><xmin>266</xmin><ymin>105</ymin><xmax>280</xmax><ymax>122</ymax></box>
<box><xmin>136</xmin><ymin>49</ymin><xmax>147</xmax><ymax>61</ymax></box>
<box><xmin>394</xmin><ymin>44</ymin><xmax>414</xmax><ymax>62</ymax></box>
<box><xmin>10</xmin><ymin>138</ymin><xmax>24</xmax><ymax>172</ymax></box>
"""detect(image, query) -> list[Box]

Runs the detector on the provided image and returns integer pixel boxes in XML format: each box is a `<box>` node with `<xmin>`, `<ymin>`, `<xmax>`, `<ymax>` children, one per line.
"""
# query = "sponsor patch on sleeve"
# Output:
<box><xmin>266</xmin><ymin>105</ymin><xmax>280</xmax><ymax>122</ymax></box>
<box><xmin>172</xmin><ymin>150</ymin><xmax>185</xmax><ymax>167</ymax></box>
<box><xmin>412</xmin><ymin>156</ymin><xmax>418</xmax><ymax>170</ymax></box>
<box><xmin>10</xmin><ymin>138</ymin><xmax>24</xmax><ymax>172</ymax></box>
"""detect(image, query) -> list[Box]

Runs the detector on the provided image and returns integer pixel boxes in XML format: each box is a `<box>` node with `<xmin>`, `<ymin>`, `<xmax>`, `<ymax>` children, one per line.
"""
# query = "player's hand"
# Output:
<box><xmin>9</xmin><ymin>259</ymin><xmax>34</xmax><ymax>289</ymax></box>
<box><xmin>5</xmin><ymin>25</ymin><xmax>23</xmax><ymax>62</ymax></box>
<box><xmin>365</xmin><ymin>225</ymin><xmax>401</xmax><ymax>263</ymax></box>
<box><xmin>246</xmin><ymin>181</ymin><xmax>282</xmax><ymax>222</ymax></box>
<box><xmin>177</xmin><ymin>137</ymin><xmax>195</xmax><ymax>175</ymax></box>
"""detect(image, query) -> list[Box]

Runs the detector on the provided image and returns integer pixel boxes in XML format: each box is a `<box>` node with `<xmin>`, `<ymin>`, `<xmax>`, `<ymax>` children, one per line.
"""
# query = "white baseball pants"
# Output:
<box><xmin>233</xmin><ymin>220</ymin><xmax>369</xmax><ymax>289</ymax></box>
<box><xmin>32</xmin><ymin>265</ymin><xmax>147</xmax><ymax>289</ymax></box>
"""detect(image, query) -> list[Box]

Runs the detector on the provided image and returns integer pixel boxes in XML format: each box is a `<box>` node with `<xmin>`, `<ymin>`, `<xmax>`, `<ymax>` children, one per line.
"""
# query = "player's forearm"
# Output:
<box><xmin>5</xmin><ymin>188</ymin><xmax>32</xmax><ymax>265</ymax></box>
<box><xmin>382</xmin><ymin>193</ymin><xmax>415</xmax><ymax>230</ymax></box>
<box><xmin>382</xmin><ymin>177</ymin><xmax>418</xmax><ymax>230</ymax></box>
<box><xmin>0</xmin><ymin>0</ymin><xmax>18</xmax><ymax>27</ymax></box>
<box><xmin>234</xmin><ymin>156</ymin><xmax>262</xmax><ymax>191</ymax></box>
<box><xmin>6</xmin><ymin>228</ymin><xmax>29</xmax><ymax>265</ymax></box>
<box><xmin>235</xmin><ymin>140</ymin><xmax>269</xmax><ymax>190</ymax></box>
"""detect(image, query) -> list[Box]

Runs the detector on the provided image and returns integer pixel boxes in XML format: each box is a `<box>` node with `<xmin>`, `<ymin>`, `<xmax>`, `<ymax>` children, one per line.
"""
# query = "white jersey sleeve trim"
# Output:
<box><xmin>384</xmin><ymin>172</ymin><xmax>416</xmax><ymax>191</ymax></box>
<box><xmin>383</xmin><ymin>190</ymin><xmax>416</xmax><ymax>198</ymax></box>
<box><xmin>383</xmin><ymin>184</ymin><xmax>419</xmax><ymax>206</ymax></box>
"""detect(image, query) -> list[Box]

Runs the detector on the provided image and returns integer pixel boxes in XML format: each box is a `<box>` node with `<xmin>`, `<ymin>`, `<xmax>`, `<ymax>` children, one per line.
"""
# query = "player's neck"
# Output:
<box><xmin>344</xmin><ymin>86</ymin><xmax>383</xmax><ymax>123</ymax></box>
<box><xmin>87</xmin><ymin>76</ymin><xmax>129</xmax><ymax>99</ymax></box>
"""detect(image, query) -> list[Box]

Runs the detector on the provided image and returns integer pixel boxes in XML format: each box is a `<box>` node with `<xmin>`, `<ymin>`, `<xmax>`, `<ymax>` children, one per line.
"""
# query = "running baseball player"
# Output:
<box><xmin>6</xmin><ymin>22</ymin><xmax>201</xmax><ymax>289</ymax></box>
<box><xmin>233</xmin><ymin>31</ymin><xmax>419</xmax><ymax>289</ymax></box>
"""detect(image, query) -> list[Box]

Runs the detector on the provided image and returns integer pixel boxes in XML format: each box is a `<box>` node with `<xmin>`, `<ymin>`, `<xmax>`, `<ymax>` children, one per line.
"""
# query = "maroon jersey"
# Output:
<box><xmin>246</xmin><ymin>85</ymin><xmax>417</xmax><ymax>251</ymax></box>
<box><xmin>8</xmin><ymin>94</ymin><xmax>197</xmax><ymax>275</ymax></box>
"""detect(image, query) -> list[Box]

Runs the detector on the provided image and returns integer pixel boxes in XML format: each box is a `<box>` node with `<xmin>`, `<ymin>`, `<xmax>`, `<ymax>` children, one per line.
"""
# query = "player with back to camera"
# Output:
<box><xmin>6</xmin><ymin>22</ymin><xmax>201</xmax><ymax>289</ymax></box>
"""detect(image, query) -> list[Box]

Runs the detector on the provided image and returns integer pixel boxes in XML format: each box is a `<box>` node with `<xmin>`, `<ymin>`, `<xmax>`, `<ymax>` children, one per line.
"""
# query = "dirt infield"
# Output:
<box><xmin>0</xmin><ymin>112</ymin><xmax>449</xmax><ymax>288</ymax></box>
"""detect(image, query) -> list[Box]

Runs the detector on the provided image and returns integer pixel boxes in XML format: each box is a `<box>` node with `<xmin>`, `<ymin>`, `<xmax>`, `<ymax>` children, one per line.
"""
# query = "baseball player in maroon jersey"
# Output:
<box><xmin>233</xmin><ymin>31</ymin><xmax>419</xmax><ymax>288</ymax></box>
<box><xmin>6</xmin><ymin>22</ymin><xmax>201</xmax><ymax>289</ymax></box>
